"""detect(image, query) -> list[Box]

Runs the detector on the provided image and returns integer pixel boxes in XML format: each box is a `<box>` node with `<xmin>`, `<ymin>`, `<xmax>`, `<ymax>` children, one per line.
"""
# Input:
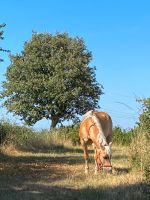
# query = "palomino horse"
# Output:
<box><xmin>79</xmin><ymin>110</ymin><xmax>113</xmax><ymax>174</ymax></box>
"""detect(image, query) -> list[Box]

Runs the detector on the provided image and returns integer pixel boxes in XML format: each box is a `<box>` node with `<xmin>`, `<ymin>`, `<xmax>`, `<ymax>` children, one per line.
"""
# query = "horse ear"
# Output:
<box><xmin>109</xmin><ymin>142</ymin><xmax>112</xmax><ymax>146</ymax></box>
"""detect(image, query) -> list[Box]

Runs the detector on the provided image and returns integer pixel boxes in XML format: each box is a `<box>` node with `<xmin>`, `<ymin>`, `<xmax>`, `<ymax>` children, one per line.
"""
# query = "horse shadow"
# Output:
<box><xmin>113</xmin><ymin>167</ymin><xmax>131</xmax><ymax>174</ymax></box>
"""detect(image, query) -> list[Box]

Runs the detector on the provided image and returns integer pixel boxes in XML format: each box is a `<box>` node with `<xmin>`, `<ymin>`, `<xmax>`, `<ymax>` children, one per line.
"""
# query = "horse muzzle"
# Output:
<box><xmin>102</xmin><ymin>166</ymin><xmax>112</xmax><ymax>173</ymax></box>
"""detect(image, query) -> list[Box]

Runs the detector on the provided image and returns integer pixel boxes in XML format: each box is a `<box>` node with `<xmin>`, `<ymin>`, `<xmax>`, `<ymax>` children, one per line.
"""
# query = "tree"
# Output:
<box><xmin>138</xmin><ymin>98</ymin><xmax>150</xmax><ymax>133</ymax></box>
<box><xmin>0</xmin><ymin>23</ymin><xmax>9</xmax><ymax>62</ymax></box>
<box><xmin>1</xmin><ymin>32</ymin><xmax>103</xmax><ymax>129</ymax></box>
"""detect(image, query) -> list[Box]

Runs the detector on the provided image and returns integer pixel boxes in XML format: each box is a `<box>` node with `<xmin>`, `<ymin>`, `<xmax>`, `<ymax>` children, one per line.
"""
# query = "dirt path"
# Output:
<box><xmin>0</xmin><ymin>146</ymin><xmax>149</xmax><ymax>200</ymax></box>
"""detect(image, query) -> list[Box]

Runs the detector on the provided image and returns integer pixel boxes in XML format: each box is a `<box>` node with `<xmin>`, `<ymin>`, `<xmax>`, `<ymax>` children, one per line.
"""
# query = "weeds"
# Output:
<box><xmin>1</xmin><ymin>119</ymin><xmax>150</xmax><ymax>184</ymax></box>
<box><xmin>130</xmin><ymin>127</ymin><xmax>150</xmax><ymax>183</ymax></box>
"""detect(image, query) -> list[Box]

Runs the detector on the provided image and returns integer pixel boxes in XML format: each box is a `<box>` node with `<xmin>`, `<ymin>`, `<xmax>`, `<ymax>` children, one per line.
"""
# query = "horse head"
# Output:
<box><xmin>96</xmin><ymin>142</ymin><xmax>112</xmax><ymax>173</ymax></box>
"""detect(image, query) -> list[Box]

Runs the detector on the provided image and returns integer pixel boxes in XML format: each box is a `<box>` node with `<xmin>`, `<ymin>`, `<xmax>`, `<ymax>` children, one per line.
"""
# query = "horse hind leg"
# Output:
<box><xmin>81</xmin><ymin>139</ymin><xmax>89</xmax><ymax>174</ymax></box>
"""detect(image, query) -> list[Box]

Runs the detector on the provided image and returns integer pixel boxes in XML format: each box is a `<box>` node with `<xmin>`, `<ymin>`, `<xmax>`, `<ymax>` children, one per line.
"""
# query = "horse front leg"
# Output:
<box><xmin>94</xmin><ymin>159</ymin><xmax>99</xmax><ymax>175</ymax></box>
<box><xmin>81</xmin><ymin>139</ymin><xmax>89</xmax><ymax>174</ymax></box>
<box><xmin>93</xmin><ymin>144</ymin><xmax>98</xmax><ymax>174</ymax></box>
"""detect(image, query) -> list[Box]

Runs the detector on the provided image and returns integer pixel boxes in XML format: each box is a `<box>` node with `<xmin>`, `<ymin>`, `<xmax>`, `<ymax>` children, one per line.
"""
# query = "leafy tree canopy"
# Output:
<box><xmin>1</xmin><ymin>32</ymin><xmax>103</xmax><ymax>129</ymax></box>
<box><xmin>0</xmin><ymin>23</ymin><xmax>10</xmax><ymax>62</ymax></box>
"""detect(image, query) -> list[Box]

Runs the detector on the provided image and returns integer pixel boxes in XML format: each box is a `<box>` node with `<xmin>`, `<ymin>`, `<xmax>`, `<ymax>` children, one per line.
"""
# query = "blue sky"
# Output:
<box><xmin>0</xmin><ymin>0</ymin><xmax>150</xmax><ymax>130</ymax></box>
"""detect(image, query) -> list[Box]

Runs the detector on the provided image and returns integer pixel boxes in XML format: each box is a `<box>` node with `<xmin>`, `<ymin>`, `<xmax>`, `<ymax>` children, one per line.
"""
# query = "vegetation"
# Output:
<box><xmin>130</xmin><ymin>129</ymin><xmax>150</xmax><ymax>183</ymax></box>
<box><xmin>0</xmin><ymin>32</ymin><xmax>103</xmax><ymax>129</ymax></box>
<box><xmin>0</xmin><ymin>121</ymin><xmax>35</xmax><ymax>148</ymax></box>
<box><xmin>0</xmin><ymin>120</ymin><xmax>80</xmax><ymax>149</ymax></box>
<box><xmin>138</xmin><ymin>98</ymin><xmax>150</xmax><ymax>132</ymax></box>
<box><xmin>0</xmin><ymin>122</ymin><xmax>150</xmax><ymax>199</ymax></box>
<box><xmin>0</xmin><ymin>121</ymin><xmax>135</xmax><ymax>149</ymax></box>
<box><xmin>0</xmin><ymin>23</ymin><xmax>10</xmax><ymax>62</ymax></box>
<box><xmin>113</xmin><ymin>126</ymin><xmax>134</xmax><ymax>146</ymax></box>
<box><xmin>0</xmin><ymin>115</ymin><xmax>150</xmax><ymax>199</ymax></box>
<box><xmin>130</xmin><ymin>99</ymin><xmax>150</xmax><ymax>183</ymax></box>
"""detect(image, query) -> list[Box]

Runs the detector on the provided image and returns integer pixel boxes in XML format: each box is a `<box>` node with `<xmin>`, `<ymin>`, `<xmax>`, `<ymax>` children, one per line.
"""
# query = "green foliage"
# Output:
<box><xmin>0</xmin><ymin>121</ymin><xmax>9</xmax><ymax>143</ymax></box>
<box><xmin>0</xmin><ymin>120</ymin><xmax>35</xmax><ymax>148</ymax></box>
<box><xmin>130</xmin><ymin>128</ymin><xmax>150</xmax><ymax>183</ymax></box>
<box><xmin>130</xmin><ymin>98</ymin><xmax>150</xmax><ymax>182</ymax></box>
<box><xmin>1</xmin><ymin>32</ymin><xmax>103</xmax><ymax>128</ymax></box>
<box><xmin>138</xmin><ymin>98</ymin><xmax>150</xmax><ymax>132</ymax></box>
<box><xmin>0</xmin><ymin>23</ymin><xmax>10</xmax><ymax>62</ymax></box>
<box><xmin>113</xmin><ymin>126</ymin><xmax>134</xmax><ymax>145</ymax></box>
<box><xmin>69</xmin><ymin>124</ymin><xmax>80</xmax><ymax>145</ymax></box>
<box><xmin>59</xmin><ymin>124</ymin><xmax>80</xmax><ymax>146</ymax></box>
<box><xmin>0</xmin><ymin>120</ymin><xmax>80</xmax><ymax>149</ymax></box>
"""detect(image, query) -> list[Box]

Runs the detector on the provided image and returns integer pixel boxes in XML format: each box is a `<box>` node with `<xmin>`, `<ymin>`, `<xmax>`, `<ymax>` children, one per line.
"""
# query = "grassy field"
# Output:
<box><xmin>0</xmin><ymin>144</ymin><xmax>149</xmax><ymax>200</ymax></box>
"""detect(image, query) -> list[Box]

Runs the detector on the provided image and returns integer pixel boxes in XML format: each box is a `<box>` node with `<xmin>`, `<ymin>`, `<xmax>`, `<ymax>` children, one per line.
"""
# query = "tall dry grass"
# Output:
<box><xmin>130</xmin><ymin>127</ymin><xmax>150</xmax><ymax>183</ymax></box>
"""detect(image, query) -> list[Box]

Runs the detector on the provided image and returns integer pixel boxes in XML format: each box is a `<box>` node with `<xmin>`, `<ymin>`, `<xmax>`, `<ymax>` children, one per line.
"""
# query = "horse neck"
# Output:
<box><xmin>92</xmin><ymin>115</ymin><xmax>107</xmax><ymax>146</ymax></box>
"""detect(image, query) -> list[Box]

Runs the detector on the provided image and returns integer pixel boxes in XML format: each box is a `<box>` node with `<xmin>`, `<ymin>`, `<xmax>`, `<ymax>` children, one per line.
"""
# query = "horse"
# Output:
<box><xmin>79</xmin><ymin>110</ymin><xmax>113</xmax><ymax>174</ymax></box>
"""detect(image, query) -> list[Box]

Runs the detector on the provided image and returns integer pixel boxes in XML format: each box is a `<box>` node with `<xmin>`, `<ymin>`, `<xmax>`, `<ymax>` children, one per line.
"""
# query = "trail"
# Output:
<box><xmin>0</xmin><ymin>145</ymin><xmax>149</xmax><ymax>200</ymax></box>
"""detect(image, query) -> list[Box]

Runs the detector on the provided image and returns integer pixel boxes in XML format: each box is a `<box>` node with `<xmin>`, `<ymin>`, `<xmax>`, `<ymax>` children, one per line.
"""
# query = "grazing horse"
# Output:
<box><xmin>79</xmin><ymin>110</ymin><xmax>113</xmax><ymax>174</ymax></box>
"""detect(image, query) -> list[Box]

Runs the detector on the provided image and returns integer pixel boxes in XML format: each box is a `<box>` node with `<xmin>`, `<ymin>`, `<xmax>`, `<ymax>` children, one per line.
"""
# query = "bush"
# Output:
<box><xmin>0</xmin><ymin>120</ymin><xmax>35</xmax><ymax>148</ymax></box>
<box><xmin>52</xmin><ymin>124</ymin><xmax>80</xmax><ymax>146</ymax></box>
<box><xmin>130</xmin><ymin>128</ymin><xmax>150</xmax><ymax>183</ymax></box>
<box><xmin>67</xmin><ymin>124</ymin><xmax>80</xmax><ymax>145</ymax></box>
<box><xmin>0</xmin><ymin>120</ymin><xmax>80</xmax><ymax>150</ymax></box>
<box><xmin>0</xmin><ymin>121</ymin><xmax>9</xmax><ymax>144</ymax></box>
<box><xmin>113</xmin><ymin>126</ymin><xmax>134</xmax><ymax>146</ymax></box>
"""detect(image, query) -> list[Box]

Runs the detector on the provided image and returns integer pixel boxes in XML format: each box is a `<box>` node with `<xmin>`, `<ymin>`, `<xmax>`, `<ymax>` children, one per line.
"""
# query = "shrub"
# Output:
<box><xmin>0</xmin><ymin>120</ymin><xmax>80</xmax><ymax>150</ymax></box>
<box><xmin>0</xmin><ymin>120</ymin><xmax>35</xmax><ymax>148</ymax></box>
<box><xmin>67</xmin><ymin>124</ymin><xmax>80</xmax><ymax>145</ymax></box>
<box><xmin>0</xmin><ymin>121</ymin><xmax>9</xmax><ymax>144</ymax></box>
<box><xmin>130</xmin><ymin>128</ymin><xmax>150</xmax><ymax>183</ymax></box>
<box><xmin>52</xmin><ymin>124</ymin><xmax>80</xmax><ymax>146</ymax></box>
<box><xmin>113</xmin><ymin>126</ymin><xmax>134</xmax><ymax>146</ymax></box>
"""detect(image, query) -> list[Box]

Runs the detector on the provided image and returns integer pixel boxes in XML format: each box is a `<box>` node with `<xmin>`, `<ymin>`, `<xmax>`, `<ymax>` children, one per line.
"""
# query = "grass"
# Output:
<box><xmin>0</xmin><ymin>144</ymin><xmax>150</xmax><ymax>200</ymax></box>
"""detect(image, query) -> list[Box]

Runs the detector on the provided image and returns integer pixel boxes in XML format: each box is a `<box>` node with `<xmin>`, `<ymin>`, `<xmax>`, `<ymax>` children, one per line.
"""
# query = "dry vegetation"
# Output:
<box><xmin>0</xmin><ymin>140</ymin><xmax>150</xmax><ymax>200</ymax></box>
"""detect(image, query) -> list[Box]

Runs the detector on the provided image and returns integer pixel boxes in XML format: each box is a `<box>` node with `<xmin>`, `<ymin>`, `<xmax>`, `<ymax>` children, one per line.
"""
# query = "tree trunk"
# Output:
<box><xmin>50</xmin><ymin>117</ymin><xmax>59</xmax><ymax>130</ymax></box>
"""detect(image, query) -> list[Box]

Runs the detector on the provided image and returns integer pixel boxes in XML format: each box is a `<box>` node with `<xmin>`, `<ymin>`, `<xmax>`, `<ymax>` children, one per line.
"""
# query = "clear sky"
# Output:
<box><xmin>0</xmin><ymin>0</ymin><xmax>150</xmax><ymax>130</ymax></box>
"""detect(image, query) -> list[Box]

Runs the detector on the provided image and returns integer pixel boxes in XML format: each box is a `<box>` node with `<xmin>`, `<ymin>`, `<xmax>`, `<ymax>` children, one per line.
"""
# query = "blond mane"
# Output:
<box><xmin>92</xmin><ymin>115</ymin><xmax>107</xmax><ymax>146</ymax></box>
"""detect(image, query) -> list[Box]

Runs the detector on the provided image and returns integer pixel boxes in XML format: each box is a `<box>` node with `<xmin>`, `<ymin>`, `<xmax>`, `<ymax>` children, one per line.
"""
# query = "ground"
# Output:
<box><xmin>0</xmin><ymin>144</ymin><xmax>149</xmax><ymax>200</ymax></box>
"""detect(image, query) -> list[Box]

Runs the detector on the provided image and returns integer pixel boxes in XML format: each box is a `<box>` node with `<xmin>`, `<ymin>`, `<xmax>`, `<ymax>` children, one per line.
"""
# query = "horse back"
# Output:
<box><xmin>79</xmin><ymin>111</ymin><xmax>112</xmax><ymax>143</ymax></box>
<box><xmin>93</xmin><ymin>111</ymin><xmax>112</xmax><ymax>140</ymax></box>
<box><xmin>79</xmin><ymin>115</ymin><xmax>94</xmax><ymax>140</ymax></box>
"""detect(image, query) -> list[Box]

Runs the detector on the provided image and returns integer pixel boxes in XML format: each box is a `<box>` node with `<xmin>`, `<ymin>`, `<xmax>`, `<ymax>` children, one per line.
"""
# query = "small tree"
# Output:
<box><xmin>1</xmin><ymin>32</ymin><xmax>103</xmax><ymax>129</ymax></box>
<box><xmin>0</xmin><ymin>23</ymin><xmax>10</xmax><ymax>62</ymax></box>
<box><xmin>138</xmin><ymin>98</ymin><xmax>150</xmax><ymax>132</ymax></box>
